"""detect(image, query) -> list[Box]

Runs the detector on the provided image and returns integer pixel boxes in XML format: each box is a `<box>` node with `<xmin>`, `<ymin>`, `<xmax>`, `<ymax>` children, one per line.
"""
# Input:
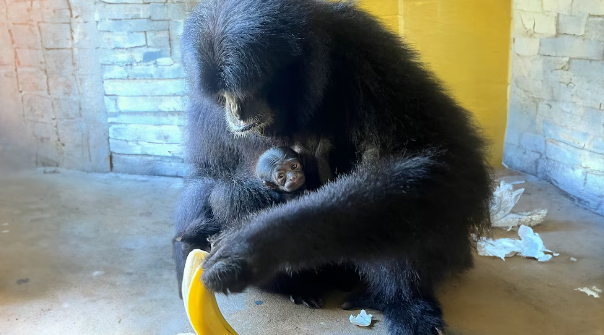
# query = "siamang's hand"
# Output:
<box><xmin>201</xmin><ymin>232</ymin><xmax>265</xmax><ymax>294</ymax></box>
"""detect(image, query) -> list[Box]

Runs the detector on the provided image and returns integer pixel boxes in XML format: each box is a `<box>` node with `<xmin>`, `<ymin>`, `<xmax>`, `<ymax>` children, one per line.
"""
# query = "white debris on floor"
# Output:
<box><xmin>575</xmin><ymin>286</ymin><xmax>602</xmax><ymax>298</ymax></box>
<box><xmin>349</xmin><ymin>310</ymin><xmax>373</xmax><ymax>327</ymax></box>
<box><xmin>477</xmin><ymin>225</ymin><xmax>557</xmax><ymax>262</ymax></box>
<box><xmin>490</xmin><ymin>180</ymin><xmax>547</xmax><ymax>228</ymax></box>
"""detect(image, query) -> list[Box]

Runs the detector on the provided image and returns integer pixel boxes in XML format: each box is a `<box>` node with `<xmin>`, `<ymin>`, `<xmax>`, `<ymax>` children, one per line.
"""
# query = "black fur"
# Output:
<box><xmin>174</xmin><ymin>0</ymin><xmax>493</xmax><ymax>334</ymax></box>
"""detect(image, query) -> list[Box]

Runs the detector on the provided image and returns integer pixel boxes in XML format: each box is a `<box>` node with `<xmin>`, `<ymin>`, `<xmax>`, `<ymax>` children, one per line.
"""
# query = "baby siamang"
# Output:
<box><xmin>174</xmin><ymin>0</ymin><xmax>493</xmax><ymax>334</ymax></box>
<box><xmin>256</xmin><ymin>147</ymin><xmax>308</xmax><ymax>203</ymax></box>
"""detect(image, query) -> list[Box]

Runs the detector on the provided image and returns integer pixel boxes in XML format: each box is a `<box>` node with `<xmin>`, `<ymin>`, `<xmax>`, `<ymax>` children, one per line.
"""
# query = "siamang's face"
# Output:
<box><xmin>272</xmin><ymin>158</ymin><xmax>305</xmax><ymax>192</ymax></box>
<box><xmin>214</xmin><ymin>61</ymin><xmax>301</xmax><ymax>137</ymax></box>
<box><xmin>220</xmin><ymin>90</ymin><xmax>276</xmax><ymax>136</ymax></box>
<box><xmin>188</xmin><ymin>0</ymin><xmax>308</xmax><ymax>137</ymax></box>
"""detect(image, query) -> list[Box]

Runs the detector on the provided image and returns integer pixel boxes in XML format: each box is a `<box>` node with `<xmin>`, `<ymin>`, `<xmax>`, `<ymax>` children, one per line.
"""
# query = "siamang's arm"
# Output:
<box><xmin>179</xmin><ymin>98</ymin><xmax>275</xmax><ymax>232</ymax></box>
<box><xmin>202</xmin><ymin>153</ymin><xmax>444</xmax><ymax>293</ymax></box>
<box><xmin>173</xmin><ymin>100</ymin><xmax>274</xmax><ymax>296</ymax></box>
<box><xmin>173</xmin><ymin>162</ymin><xmax>274</xmax><ymax>297</ymax></box>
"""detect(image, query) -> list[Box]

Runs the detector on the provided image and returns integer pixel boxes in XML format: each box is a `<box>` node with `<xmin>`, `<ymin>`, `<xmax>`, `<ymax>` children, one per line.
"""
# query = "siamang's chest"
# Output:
<box><xmin>290</xmin><ymin>136</ymin><xmax>356</xmax><ymax>178</ymax></box>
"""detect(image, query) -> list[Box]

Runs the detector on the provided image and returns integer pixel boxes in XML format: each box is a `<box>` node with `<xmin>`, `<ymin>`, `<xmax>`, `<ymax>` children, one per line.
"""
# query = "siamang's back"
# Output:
<box><xmin>311</xmin><ymin>1</ymin><xmax>493</xmax><ymax>236</ymax></box>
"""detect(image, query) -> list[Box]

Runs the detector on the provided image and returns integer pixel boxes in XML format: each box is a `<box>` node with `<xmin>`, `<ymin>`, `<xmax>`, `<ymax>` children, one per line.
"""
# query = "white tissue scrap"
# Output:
<box><xmin>490</xmin><ymin>181</ymin><xmax>547</xmax><ymax>228</ymax></box>
<box><xmin>349</xmin><ymin>309</ymin><xmax>372</xmax><ymax>327</ymax></box>
<box><xmin>570</xmin><ymin>257</ymin><xmax>577</xmax><ymax>262</ymax></box>
<box><xmin>477</xmin><ymin>225</ymin><xmax>556</xmax><ymax>262</ymax></box>
<box><xmin>494</xmin><ymin>210</ymin><xmax>548</xmax><ymax>228</ymax></box>
<box><xmin>575</xmin><ymin>286</ymin><xmax>602</xmax><ymax>298</ymax></box>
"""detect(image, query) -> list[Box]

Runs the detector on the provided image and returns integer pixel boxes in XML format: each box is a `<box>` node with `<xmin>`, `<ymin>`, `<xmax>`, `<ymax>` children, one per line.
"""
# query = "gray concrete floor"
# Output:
<box><xmin>0</xmin><ymin>168</ymin><xmax>603</xmax><ymax>335</ymax></box>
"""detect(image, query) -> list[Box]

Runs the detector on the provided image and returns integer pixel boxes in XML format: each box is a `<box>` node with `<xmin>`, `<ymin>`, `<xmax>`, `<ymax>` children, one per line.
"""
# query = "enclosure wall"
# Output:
<box><xmin>504</xmin><ymin>0</ymin><xmax>604</xmax><ymax>215</ymax></box>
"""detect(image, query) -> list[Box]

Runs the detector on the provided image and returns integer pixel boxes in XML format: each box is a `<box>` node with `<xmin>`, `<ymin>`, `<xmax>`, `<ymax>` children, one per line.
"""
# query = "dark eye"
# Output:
<box><xmin>278</xmin><ymin>173</ymin><xmax>284</xmax><ymax>179</ymax></box>
<box><xmin>291</xmin><ymin>164</ymin><xmax>297</xmax><ymax>170</ymax></box>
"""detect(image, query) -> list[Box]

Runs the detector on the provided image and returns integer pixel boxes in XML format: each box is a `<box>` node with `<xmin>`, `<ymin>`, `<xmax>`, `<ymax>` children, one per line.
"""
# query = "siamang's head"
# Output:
<box><xmin>182</xmin><ymin>0</ymin><xmax>328</xmax><ymax>137</ymax></box>
<box><xmin>256</xmin><ymin>147</ymin><xmax>305</xmax><ymax>193</ymax></box>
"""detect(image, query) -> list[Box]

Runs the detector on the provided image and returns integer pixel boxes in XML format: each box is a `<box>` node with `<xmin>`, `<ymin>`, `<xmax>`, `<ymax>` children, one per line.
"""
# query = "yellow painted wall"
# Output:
<box><xmin>357</xmin><ymin>0</ymin><xmax>400</xmax><ymax>32</ymax></box>
<box><xmin>356</xmin><ymin>0</ymin><xmax>512</xmax><ymax>166</ymax></box>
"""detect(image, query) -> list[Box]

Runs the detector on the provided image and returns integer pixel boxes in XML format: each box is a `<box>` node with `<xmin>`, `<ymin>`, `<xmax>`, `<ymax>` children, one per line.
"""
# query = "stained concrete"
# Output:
<box><xmin>0</xmin><ymin>168</ymin><xmax>603</xmax><ymax>335</ymax></box>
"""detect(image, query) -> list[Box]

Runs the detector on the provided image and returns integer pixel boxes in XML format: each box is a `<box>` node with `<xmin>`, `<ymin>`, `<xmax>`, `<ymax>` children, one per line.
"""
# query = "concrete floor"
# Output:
<box><xmin>0</xmin><ymin>168</ymin><xmax>602</xmax><ymax>335</ymax></box>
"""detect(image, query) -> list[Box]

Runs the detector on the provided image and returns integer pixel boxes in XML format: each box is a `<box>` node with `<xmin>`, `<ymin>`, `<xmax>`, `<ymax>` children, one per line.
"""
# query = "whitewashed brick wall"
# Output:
<box><xmin>0</xmin><ymin>0</ymin><xmax>193</xmax><ymax>176</ymax></box>
<box><xmin>0</xmin><ymin>0</ymin><xmax>110</xmax><ymax>172</ymax></box>
<box><xmin>99</xmin><ymin>0</ymin><xmax>192</xmax><ymax>177</ymax></box>
<box><xmin>505</xmin><ymin>0</ymin><xmax>604</xmax><ymax>215</ymax></box>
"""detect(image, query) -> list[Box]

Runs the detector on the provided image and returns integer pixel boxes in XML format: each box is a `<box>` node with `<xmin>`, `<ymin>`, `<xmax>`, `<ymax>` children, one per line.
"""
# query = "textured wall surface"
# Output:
<box><xmin>505</xmin><ymin>0</ymin><xmax>604</xmax><ymax>215</ymax></box>
<box><xmin>0</xmin><ymin>0</ymin><xmax>110</xmax><ymax>172</ymax></box>
<box><xmin>399</xmin><ymin>0</ymin><xmax>511</xmax><ymax>166</ymax></box>
<box><xmin>356</xmin><ymin>0</ymin><xmax>400</xmax><ymax>32</ymax></box>
<box><xmin>99</xmin><ymin>0</ymin><xmax>192</xmax><ymax>177</ymax></box>
<box><xmin>0</xmin><ymin>0</ymin><xmax>192</xmax><ymax>176</ymax></box>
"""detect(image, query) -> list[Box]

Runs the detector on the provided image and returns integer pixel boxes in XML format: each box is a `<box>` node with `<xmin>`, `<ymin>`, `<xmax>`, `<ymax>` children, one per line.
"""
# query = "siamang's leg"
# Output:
<box><xmin>358</xmin><ymin>260</ymin><xmax>444</xmax><ymax>335</ymax></box>
<box><xmin>173</xmin><ymin>178</ymin><xmax>220</xmax><ymax>297</ymax></box>
<box><xmin>174</xmin><ymin>178</ymin><xmax>220</xmax><ymax>243</ymax></box>
<box><xmin>173</xmin><ymin>176</ymin><xmax>276</xmax><ymax>297</ymax></box>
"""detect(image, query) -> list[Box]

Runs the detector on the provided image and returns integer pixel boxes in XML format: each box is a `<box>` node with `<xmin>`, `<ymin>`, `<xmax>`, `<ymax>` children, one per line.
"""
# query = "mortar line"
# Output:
<box><xmin>5</xmin><ymin>1</ymin><xmax>29</xmax><ymax>130</ymax></box>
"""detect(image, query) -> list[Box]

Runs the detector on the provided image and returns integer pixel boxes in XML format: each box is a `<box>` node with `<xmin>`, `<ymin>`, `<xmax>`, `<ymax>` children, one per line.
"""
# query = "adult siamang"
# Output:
<box><xmin>173</xmin><ymin>0</ymin><xmax>492</xmax><ymax>334</ymax></box>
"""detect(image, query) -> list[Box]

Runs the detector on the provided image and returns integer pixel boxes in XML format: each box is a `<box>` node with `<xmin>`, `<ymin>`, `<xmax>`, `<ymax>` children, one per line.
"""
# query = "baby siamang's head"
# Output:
<box><xmin>182</xmin><ymin>0</ymin><xmax>329</xmax><ymax>137</ymax></box>
<box><xmin>256</xmin><ymin>147</ymin><xmax>305</xmax><ymax>193</ymax></box>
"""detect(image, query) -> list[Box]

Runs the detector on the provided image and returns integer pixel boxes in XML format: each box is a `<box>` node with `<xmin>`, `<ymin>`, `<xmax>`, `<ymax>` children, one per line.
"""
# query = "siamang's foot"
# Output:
<box><xmin>383</xmin><ymin>298</ymin><xmax>444</xmax><ymax>335</ymax></box>
<box><xmin>289</xmin><ymin>293</ymin><xmax>324</xmax><ymax>309</ymax></box>
<box><xmin>341</xmin><ymin>291</ymin><xmax>380</xmax><ymax>310</ymax></box>
<box><xmin>201</xmin><ymin>233</ymin><xmax>262</xmax><ymax>294</ymax></box>
<box><xmin>263</xmin><ymin>271</ymin><xmax>328</xmax><ymax>309</ymax></box>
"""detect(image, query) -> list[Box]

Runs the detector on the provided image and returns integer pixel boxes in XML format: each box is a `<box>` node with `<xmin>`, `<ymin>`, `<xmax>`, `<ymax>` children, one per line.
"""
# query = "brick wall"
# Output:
<box><xmin>0</xmin><ymin>0</ymin><xmax>110</xmax><ymax>172</ymax></box>
<box><xmin>0</xmin><ymin>0</ymin><xmax>192</xmax><ymax>176</ymax></box>
<box><xmin>505</xmin><ymin>0</ymin><xmax>604</xmax><ymax>215</ymax></box>
<box><xmin>98</xmin><ymin>0</ymin><xmax>192</xmax><ymax>177</ymax></box>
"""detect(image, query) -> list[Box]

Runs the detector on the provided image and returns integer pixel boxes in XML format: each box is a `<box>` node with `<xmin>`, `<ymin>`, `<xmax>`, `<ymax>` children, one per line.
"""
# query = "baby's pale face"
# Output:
<box><xmin>273</xmin><ymin>158</ymin><xmax>305</xmax><ymax>192</ymax></box>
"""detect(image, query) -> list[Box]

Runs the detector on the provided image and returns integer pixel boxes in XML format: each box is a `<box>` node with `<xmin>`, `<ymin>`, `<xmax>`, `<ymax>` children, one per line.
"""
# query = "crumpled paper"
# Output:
<box><xmin>477</xmin><ymin>225</ymin><xmax>557</xmax><ymax>261</ymax></box>
<box><xmin>575</xmin><ymin>286</ymin><xmax>602</xmax><ymax>298</ymax></box>
<box><xmin>490</xmin><ymin>181</ymin><xmax>547</xmax><ymax>228</ymax></box>
<box><xmin>349</xmin><ymin>309</ymin><xmax>372</xmax><ymax>327</ymax></box>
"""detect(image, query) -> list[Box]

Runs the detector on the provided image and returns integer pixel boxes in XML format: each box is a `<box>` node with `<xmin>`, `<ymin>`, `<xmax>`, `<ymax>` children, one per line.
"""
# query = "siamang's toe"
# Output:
<box><xmin>289</xmin><ymin>294</ymin><xmax>324</xmax><ymax>309</ymax></box>
<box><xmin>341</xmin><ymin>291</ymin><xmax>380</xmax><ymax>310</ymax></box>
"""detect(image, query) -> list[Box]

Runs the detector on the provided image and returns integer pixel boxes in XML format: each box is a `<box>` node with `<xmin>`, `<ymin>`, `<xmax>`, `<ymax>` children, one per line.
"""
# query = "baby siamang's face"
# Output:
<box><xmin>273</xmin><ymin>158</ymin><xmax>305</xmax><ymax>192</ymax></box>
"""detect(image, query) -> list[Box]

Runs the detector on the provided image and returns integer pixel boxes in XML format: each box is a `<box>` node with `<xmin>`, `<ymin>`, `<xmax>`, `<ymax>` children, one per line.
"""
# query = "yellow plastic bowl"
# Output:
<box><xmin>182</xmin><ymin>249</ymin><xmax>239</xmax><ymax>335</ymax></box>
